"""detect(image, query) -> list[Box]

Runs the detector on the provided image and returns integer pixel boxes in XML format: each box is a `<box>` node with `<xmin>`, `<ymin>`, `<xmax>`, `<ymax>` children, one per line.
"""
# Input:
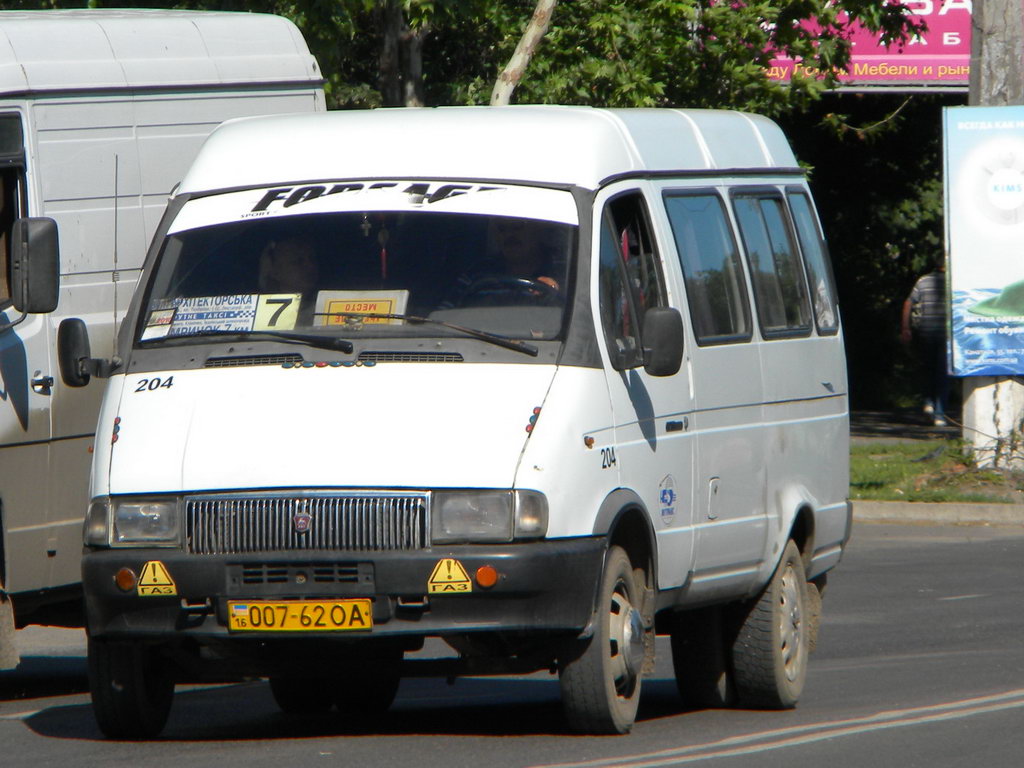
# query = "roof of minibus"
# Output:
<box><xmin>177</xmin><ymin>106</ymin><xmax>802</xmax><ymax>194</ymax></box>
<box><xmin>0</xmin><ymin>10</ymin><xmax>321</xmax><ymax>95</ymax></box>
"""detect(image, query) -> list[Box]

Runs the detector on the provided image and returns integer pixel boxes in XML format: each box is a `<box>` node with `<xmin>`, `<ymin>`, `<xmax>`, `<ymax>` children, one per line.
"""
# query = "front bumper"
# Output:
<box><xmin>83</xmin><ymin>538</ymin><xmax>606</xmax><ymax>642</ymax></box>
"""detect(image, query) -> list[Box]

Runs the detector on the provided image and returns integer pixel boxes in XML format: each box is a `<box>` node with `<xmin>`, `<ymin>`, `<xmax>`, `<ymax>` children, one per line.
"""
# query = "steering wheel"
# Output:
<box><xmin>460</xmin><ymin>276</ymin><xmax>562</xmax><ymax>307</ymax></box>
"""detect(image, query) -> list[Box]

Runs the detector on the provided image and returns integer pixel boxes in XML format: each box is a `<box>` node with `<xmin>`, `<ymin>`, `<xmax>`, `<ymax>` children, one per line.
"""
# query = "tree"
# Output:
<box><xmin>491</xmin><ymin>0</ymin><xmax>556</xmax><ymax>106</ymax></box>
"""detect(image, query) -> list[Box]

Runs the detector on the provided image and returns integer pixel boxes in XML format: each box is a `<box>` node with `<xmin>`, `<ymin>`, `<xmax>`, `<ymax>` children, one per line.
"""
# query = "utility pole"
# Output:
<box><xmin>961</xmin><ymin>0</ymin><xmax>1024</xmax><ymax>466</ymax></box>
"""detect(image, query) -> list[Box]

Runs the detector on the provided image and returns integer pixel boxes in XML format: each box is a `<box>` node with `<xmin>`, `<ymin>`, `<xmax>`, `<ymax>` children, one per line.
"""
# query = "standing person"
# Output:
<box><xmin>901</xmin><ymin>261</ymin><xmax>950</xmax><ymax>426</ymax></box>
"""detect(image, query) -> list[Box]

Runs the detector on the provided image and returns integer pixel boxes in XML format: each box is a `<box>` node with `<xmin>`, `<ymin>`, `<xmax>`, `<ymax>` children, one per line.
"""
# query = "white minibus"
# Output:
<box><xmin>59</xmin><ymin>106</ymin><xmax>850</xmax><ymax>737</ymax></box>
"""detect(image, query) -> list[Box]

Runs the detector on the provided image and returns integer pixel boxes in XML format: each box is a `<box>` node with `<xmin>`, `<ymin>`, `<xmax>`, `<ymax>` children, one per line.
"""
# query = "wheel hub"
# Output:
<box><xmin>779</xmin><ymin>563</ymin><xmax>804</xmax><ymax>682</ymax></box>
<box><xmin>608</xmin><ymin>590</ymin><xmax>645</xmax><ymax>693</ymax></box>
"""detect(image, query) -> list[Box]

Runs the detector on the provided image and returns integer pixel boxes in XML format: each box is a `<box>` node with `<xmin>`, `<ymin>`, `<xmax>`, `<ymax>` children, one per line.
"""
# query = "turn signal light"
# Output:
<box><xmin>475</xmin><ymin>565</ymin><xmax>499</xmax><ymax>589</ymax></box>
<box><xmin>114</xmin><ymin>567</ymin><xmax>137</xmax><ymax>592</ymax></box>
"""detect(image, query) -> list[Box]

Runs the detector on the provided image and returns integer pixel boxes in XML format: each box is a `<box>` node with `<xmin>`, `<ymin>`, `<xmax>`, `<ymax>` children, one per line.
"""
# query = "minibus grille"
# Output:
<box><xmin>184</xmin><ymin>493</ymin><xmax>429</xmax><ymax>555</ymax></box>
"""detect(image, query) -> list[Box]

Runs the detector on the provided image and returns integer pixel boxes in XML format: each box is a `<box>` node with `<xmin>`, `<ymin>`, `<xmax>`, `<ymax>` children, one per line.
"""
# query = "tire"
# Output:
<box><xmin>559</xmin><ymin>545</ymin><xmax>647</xmax><ymax>734</ymax></box>
<box><xmin>731</xmin><ymin>539</ymin><xmax>809</xmax><ymax>709</ymax></box>
<box><xmin>88</xmin><ymin>637</ymin><xmax>175</xmax><ymax>739</ymax></box>
<box><xmin>269</xmin><ymin>676</ymin><xmax>335</xmax><ymax>714</ymax></box>
<box><xmin>333</xmin><ymin>650</ymin><xmax>403</xmax><ymax>716</ymax></box>
<box><xmin>669</xmin><ymin>606</ymin><xmax>735</xmax><ymax>709</ymax></box>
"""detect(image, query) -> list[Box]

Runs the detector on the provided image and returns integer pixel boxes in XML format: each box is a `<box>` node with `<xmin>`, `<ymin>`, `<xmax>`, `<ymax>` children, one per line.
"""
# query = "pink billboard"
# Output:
<box><xmin>768</xmin><ymin>1</ymin><xmax>972</xmax><ymax>86</ymax></box>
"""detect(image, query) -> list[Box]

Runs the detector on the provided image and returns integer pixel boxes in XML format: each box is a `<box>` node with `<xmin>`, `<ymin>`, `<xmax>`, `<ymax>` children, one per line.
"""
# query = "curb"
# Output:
<box><xmin>853</xmin><ymin>500</ymin><xmax>1024</xmax><ymax>527</ymax></box>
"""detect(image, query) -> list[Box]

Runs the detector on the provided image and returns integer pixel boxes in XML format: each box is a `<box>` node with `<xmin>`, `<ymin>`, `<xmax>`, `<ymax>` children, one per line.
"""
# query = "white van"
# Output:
<box><xmin>0</xmin><ymin>10</ymin><xmax>324</xmax><ymax>665</ymax></box>
<box><xmin>66</xmin><ymin>106</ymin><xmax>850</xmax><ymax>738</ymax></box>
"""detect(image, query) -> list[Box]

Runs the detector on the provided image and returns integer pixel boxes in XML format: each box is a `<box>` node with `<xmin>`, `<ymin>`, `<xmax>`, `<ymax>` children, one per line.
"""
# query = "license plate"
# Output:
<box><xmin>227</xmin><ymin>599</ymin><xmax>372</xmax><ymax>632</ymax></box>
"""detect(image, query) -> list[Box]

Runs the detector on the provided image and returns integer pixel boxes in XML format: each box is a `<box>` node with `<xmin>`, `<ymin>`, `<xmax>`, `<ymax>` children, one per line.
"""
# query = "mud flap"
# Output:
<box><xmin>0</xmin><ymin>595</ymin><xmax>19</xmax><ymax>669</ymax></box>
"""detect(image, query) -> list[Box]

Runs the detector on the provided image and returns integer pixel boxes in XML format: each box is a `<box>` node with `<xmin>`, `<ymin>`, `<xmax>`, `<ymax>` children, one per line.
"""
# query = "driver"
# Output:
<box><xmin>441</xmin><ymin>218</ymin><xmax>563</xmax><ymax>308</ymax></box>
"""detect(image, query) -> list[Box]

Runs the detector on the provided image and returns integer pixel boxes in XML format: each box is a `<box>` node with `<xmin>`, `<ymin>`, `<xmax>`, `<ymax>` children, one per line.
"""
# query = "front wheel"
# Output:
<box><xmin>88</xmin><ymin>637</ymin><xmax>175</xmax><ymax>739</ymax></box>
<box><xmin>731</xmin><ymin>539</ymin><xmax>809</xmax><ymax>709</ymax></box>
<box><xmin>559</xmin><ymin>545</ymin><xmax>647</xmax><ymax>734</ymax></box>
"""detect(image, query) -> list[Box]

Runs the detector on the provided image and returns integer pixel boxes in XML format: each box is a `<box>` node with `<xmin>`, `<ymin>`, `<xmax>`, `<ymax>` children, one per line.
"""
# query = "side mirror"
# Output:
<box><xmin>642</xmin><ymin>307</ymin><xmax>684</xmax><ymax>377</ymax></box>
<box><xmin>11</xmin><ymin>217</ymin><xmax>59</xmax><ymax>314</ymax></box>
<box><xmin>58</xmin><ymin>318</ymin><xmax>92</xmax><ymax>387</ymax></box>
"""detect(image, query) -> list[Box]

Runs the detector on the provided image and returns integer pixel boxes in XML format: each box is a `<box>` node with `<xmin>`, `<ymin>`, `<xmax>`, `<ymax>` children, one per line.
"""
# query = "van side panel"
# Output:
<box><xmin>0</xmin><ymin>12</ymin><xmax>324</xmax><ymax>604</ymax></box>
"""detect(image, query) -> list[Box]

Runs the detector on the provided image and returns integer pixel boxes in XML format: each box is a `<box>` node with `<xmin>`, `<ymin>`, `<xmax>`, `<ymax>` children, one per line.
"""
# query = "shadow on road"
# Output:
<box><xmin>0</xmin><ymin>656</ymin><xmax>88</xmax><ymax>701</ymax></box>
<box><xmin>21</xmin><ymin>676</ymin><xmax>689</xmax><ymax>742</ymax></box>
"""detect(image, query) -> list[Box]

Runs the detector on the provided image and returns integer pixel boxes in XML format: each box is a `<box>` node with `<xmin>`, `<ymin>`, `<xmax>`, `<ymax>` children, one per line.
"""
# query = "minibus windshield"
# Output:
<box><xmin>137</xmin><ymin>185</ymin><xmax>577</xmax><ymax>347</ymax></box>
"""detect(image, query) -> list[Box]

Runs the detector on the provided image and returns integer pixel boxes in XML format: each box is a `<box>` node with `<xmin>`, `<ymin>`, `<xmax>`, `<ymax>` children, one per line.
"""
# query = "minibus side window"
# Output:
<box><xmin>0</xmin><ymin>114</ymin><xmax>27</xmax><ymax>307</ymax></box>
<box><xmin>787</xmin><ymin>190</ymin><xmax>839</xmax><ymax>334</ymax></box>
<box><xmin>597</xmin><ymin>192</ymin><xmax>667</xmax><ymax>370</ymax></box>
<box><xmin>733</xmin><ymin>193</ymin><xmax>812</xmax><ymax>337</ymax></box>
<box><xmin>664</xmin><ymin>192</ymin><xmax>752</xmax><ymax>345</ymax></box>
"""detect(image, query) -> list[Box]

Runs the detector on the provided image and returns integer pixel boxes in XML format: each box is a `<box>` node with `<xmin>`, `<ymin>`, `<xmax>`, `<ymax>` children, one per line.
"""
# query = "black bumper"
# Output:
<box><xmin>83</xmin><ymin>538</ymin><xmax>606</xmax><ymax>642</ymax></box>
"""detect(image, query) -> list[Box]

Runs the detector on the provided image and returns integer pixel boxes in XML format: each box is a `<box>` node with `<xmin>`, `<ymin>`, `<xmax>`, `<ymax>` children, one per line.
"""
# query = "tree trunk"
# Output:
<box><xmin>490</xmin><ymin>0</ymin><xmax>558</xmax><ymax>106</ymax></box>
<box><xmin>378</xmin><ymin>1</ymin><xmax>403</xmax><ymax>107</ymax></box>
<box><xmin>403</xmin><ymin>25</ymin><xmax>429</xmax><ymax>108</ymax></box>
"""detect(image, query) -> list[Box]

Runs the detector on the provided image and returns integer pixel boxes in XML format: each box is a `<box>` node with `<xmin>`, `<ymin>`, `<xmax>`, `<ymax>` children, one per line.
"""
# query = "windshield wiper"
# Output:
<box><xmin>139</xmin><ymin>330</ymin><xmax>354</xmax><ymax>354</ymax></box>
<box><xmin>329</xmin><ymin>312</ymin><xmax>539</xmax><ymax>357</ymax></box>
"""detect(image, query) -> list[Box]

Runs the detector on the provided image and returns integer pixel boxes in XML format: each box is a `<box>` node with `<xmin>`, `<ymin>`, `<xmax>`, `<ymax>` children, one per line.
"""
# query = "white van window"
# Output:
<box><xmin>139</xmin><ymin>209</ymin><xmax>574</xmax><ymax>345</ymax></box>
<box><xmin>733</xmin><ymin>193</ymin><xmax>812</xmax><ymax>337</ymax></box>
<box><xmin>787</xmin><ymin>190</ymin><xmax>838</xmax><ymax>334</ymax></box>
<box><xmin>0</xmin><ymin>115</ymin><xmax>26</xmax><ymax>306</ymax></box>
<box><xmin>597</xmin><ymin>192</ymin><xmax>666</xmax><ymax>369</ymax></box>
<box><xmin>664</xmin><ymin>192</ymin><xmax>752</xmax><ymax>345</ymax></box>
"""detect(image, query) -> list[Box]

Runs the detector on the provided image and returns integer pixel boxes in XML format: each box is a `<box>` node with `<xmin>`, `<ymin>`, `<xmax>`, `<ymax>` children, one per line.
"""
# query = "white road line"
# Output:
<box><xmin>937</xmin><ymin>594</ymin><xmax>987</xmax><ymax>601</ymax></box>
<box><xmin>0</xmin><ymin>710</ymin><xmax>40</xmax><ymax>721</ymax></box>
<box><xmin>530</xmin><ymin>689</ymin><xmax>1024</xmax><ymax>768</ymax></box>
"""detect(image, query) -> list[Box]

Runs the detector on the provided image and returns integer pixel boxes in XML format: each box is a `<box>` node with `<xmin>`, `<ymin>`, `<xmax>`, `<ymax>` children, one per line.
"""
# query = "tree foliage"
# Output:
<box><xmin>0</xmin><ymin>0</ymin><xmax>946</xmax><ymax>407</ymax></box>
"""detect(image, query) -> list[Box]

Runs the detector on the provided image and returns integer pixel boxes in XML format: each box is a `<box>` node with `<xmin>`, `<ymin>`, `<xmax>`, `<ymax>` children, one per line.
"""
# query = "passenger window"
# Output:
<box><xmin>0</xmin><ymin>115</ymin><xmax>27</xmax><ymax>307</ymax></box>
<box><xmin>664</xmin><ymin>193</ymin><xmax>751</xmax><ymax>345</ymax></box>
<box><xmin>787</xmin><ymin>191</ymin><xmax>838</xmax><ymax>334</ymax></box>
<box><xmin>733</xmin><ymin>193</ymin><xmax>811</xmax><ymax>336</ymax></box>
<box><xmin>597</xmin><ymin>192</ymin><xmax>667</xmax><ymax>370</ymax></box>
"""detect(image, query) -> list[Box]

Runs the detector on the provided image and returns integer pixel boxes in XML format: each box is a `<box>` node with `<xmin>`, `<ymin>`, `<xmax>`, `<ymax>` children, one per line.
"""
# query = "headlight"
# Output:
<box><xmin>85</xmin><ymin>496</ymin><xmax>180</xmax><ymax>547</ymax></box>
<box><xmin>431</xmin><ymin>490</ymin><xmax>548</xmax><ymax>543</ymax></box>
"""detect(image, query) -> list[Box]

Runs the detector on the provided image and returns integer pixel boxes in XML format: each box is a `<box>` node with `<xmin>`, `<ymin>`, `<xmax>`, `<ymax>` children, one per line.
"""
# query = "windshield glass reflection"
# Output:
<box><xmin>139</xmin><ymin>211</ymin><xmax>575</xmax><ymax>345</ymax></box>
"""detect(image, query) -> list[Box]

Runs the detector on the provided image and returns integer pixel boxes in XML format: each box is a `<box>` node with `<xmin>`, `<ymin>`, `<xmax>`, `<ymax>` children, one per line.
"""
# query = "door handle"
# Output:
<box><xmin>31</xmin><ymin>374</ymin><xmax>54</xmax><ymax>395</ymax></box>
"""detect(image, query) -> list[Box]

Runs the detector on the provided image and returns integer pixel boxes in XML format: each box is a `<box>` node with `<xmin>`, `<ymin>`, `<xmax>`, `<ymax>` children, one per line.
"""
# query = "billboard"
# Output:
<box><xmin>944</xmin><ymin>105</ymin><xmax>1024</xmax><ymax>376</ymax></box>
<box><xmin>769</xmin><ymin>1</ymin><xmax>971</xmax><ymax>87</ymax></box>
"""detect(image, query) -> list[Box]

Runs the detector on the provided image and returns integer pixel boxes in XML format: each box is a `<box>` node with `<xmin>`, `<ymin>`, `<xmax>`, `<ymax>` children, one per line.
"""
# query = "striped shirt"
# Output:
<box><xmin>909</xmin><ymin>270</ymin><xmax>946</xmax><ymax>338</ymax></box>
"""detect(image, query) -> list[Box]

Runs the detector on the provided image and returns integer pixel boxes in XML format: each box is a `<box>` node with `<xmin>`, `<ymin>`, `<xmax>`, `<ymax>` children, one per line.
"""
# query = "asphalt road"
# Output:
<box><xmin>2</xmin><ymin>522</ymin><xmax>1023</xmax><ymax>768</ymax></box>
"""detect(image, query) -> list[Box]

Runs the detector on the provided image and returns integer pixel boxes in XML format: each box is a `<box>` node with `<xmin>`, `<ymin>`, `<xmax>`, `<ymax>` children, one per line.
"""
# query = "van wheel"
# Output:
<box><xmin>269</xmin><ymin>676</ymin><xmax>335</xmax><ymax>714</ymax></box>
<box><xmin>559</xmin><ymin>545</ymin><xmax>646</xmax><ymax>734</ymax></box>
<box><xmin>731</xmin><ymin>539</ymin><xmax>809</xmax><ymax>708</ymax></box>
<box><xmin>333</xmin><ymin>650</ymin><xmax>403</xmax><ymax>716</ymax></box>
<box><xmin>88</xmin><ymin>637</ymin><xmax>175</xmax><ymax>739</ymax></box>
<box><xmin>669</xmin><ymin>606</ymin><xmax>735</xmax><ymax>708</ymax></box>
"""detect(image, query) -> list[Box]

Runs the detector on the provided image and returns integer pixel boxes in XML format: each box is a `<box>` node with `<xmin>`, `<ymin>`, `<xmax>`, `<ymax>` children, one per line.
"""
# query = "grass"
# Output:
<box><xmin>850</xmin><ymin>440</ymin><xmax>1024</xmax><ymax>504</ymax></box>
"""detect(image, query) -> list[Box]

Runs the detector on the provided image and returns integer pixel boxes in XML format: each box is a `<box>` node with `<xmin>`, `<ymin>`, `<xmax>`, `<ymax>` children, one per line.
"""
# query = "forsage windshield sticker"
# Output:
<box><xmin>141</xmin><ymin>294</ymin><xmax>304</xmax><ymax>340</ymax></box>
<box><xmin>167</xmin><ymin>180</ymin><xmax>579</xmax><ymax>234</ymax></box>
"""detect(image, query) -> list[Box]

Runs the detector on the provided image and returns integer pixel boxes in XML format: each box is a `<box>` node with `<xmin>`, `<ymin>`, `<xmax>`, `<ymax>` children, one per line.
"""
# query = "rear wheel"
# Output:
<box><xmin>731</xmin><ymin>539</ymin><xmax>809</xmax><ymax>708</ymax></box>
<box><xmin>559</xmin><ymin>545</ymin><xmax>647</xmax><ymax>734</ymax></box>
<box><xmin>333</xmin><ymin>650</ymin><xmax>403</xmax><ymax>716</ymax></box>
<box><xmin>88</xmin><ymin>637</ymin><xmax>175</xmax><ymax>739</ymax></box>
<box><xmin>669</xmin><ymin>606</ymin><xmax>735</xmax><ymax>709</ymax></box>
<box><xmin>269</xmin><ymin>676</ymin><xmax>334</xmax><ymax>714</ymax></box>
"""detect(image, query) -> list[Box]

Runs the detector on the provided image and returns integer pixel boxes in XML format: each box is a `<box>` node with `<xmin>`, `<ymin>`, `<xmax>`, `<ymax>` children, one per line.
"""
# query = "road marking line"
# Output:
<box><xmin>531</xmin><ymin>688</ymin><xmax>1024</xmax><ymax>768</ymax></box>
<box><xmin>937</xmin><ymin>593</ymin><xmax>987</xmax><ymax>601</ymax></box>
<box><xmin>0</xmin><ymin>710</ymin><xmax>40</xmax><ymax>720</ymax></box>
